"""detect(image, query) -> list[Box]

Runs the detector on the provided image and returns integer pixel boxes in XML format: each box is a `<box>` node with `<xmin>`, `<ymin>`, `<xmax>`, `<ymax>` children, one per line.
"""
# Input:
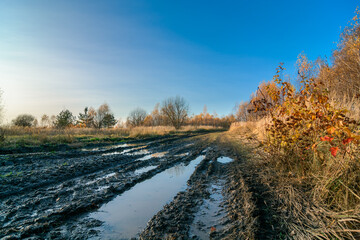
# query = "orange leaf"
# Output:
<box><xmin>327</xmin><ymin>127</ymin><xmax>336</xmax><ymax>134</ymax></box>
<box><xmin>330</xmin><ymin>147</ymin><xmax>339</xmax><ymax>157</ymax></box>
<box><xmin>342</xmin><ymin>138</ymin><xmax>354</xmax><ymax>145</ymax></box>
<box><xmin>320</xmin><ymin>136</ymin><xmax>334</xmax><ymax>142</ymax></box>
<box><xmin>210</xmin><ymin>226</ymin><xmax>216</xmax><ymax>232</ymax></box>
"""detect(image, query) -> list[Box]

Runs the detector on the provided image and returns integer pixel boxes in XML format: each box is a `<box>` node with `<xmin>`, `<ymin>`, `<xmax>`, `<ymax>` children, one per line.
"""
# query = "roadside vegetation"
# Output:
<box><xmin>232</xmin><ymin>10</ymin><xmax>360</xmax><ymax>239</ymax></box>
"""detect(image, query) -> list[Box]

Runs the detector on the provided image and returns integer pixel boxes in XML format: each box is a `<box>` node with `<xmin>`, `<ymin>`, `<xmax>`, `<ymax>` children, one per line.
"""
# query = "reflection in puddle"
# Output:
<box><xmin>89</xmin><ymin>155</ymin><xmax>205</xmax><ymax>239</ymax></box>
<box><xmin>136</xmin><ymin>155</ymin><xmax>152</xmax><ymax>161</ymax></box>
<box><xmin>136</xmin><ymin>151</ymin><xmax>168</xmax><ymax>161</ymax></box>
<box><xmin>105</xmin><ymin>143</ymin><xmax>137</xmax><ymax>150</ymax></box>
<box><xmin>102</xmin><ymin>146</ymin><xmax>148</xmax><ymax>156</ymax></box>
<box><xmin>151</xmin><ymin>151</ymin><xmax>168</xmax><ymax>158</ymax></box>
<box><xmin>81</xmin><ymin>147</ymin><xmax>100</xmax><ymax>152</ymax></box>
<box><xmin>82</xmin><ymin>144</ymin><xmax>138</xmax><ymax>152</ymax></box>
<box><xmin>217</xmin><ymin>156</ymin><xmax>233</xmax><ymax>164</ymax></box>
<box><xmin>134</xmin><ymin>166</ymin><xmax>157</xmax><ymax>175</ymax></box>
<box><xmin>175</xmin><ymin>152</ymin><xmax>189</xmax><ymax>157</ymax></box>
<box><xmin>189</xmin><ymin>180</ymin><xmax>227</xmax><ymax>239</ymax></box>
<box><xmin>126</xmin><ymin>149</ymin><xmax>149</xmax><ymax>156</ymax></box>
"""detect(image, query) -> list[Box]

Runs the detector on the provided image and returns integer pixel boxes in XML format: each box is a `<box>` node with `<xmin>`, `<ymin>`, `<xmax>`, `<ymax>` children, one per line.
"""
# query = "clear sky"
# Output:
<box><xmin>0</xmin><ymin>0</ymin><xmax>358</xmax><ymax>123</ymax></box>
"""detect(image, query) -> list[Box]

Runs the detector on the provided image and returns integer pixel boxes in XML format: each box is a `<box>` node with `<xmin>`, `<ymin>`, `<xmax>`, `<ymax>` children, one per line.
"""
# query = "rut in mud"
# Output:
<box><xmin>1</xmin><ymin>133</ymin><xmax>285</xmax><ymax>239</ymax></box>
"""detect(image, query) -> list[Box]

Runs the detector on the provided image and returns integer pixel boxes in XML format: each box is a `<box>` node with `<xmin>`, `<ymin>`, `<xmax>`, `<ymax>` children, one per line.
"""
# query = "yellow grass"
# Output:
<box><xmin>0</xmin><ymin>125</ymin><xmax>222</xmax><ymax>149</ymax></box>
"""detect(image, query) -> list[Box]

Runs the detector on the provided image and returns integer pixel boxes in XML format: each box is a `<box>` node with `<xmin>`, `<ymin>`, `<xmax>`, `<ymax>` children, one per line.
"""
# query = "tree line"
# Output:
<box><xmin>10</xmin><ymin>96</ymin><xmax>236</xmax><ymax>130</ymax></box>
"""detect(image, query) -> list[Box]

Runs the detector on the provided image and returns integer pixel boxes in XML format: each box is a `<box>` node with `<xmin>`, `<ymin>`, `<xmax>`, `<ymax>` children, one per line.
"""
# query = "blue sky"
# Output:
<box><xmin>0</xmin><ymin>0</ymin><xmax>358</xmax><ymax>123</ymax></box>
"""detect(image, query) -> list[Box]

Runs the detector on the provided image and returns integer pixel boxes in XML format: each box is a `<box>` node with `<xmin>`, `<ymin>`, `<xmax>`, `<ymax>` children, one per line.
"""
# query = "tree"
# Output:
<box><xmin>102</xmin><ymin>113</ymin><xmax>117</xmax><ymax>128</ymax></box>
<box><xmin>12</xmin><ymin>114</ymin><xmax>36</xmax><ymax>127</ymax></box>
<box><xmin>55</xmin><ymin>109</ymin><xmax>75</xmax><ymax>128</ymax></box>
<box><xmin>127</xmin><ymin>108</ymin><xmax>147</xmax><ymax>127</ymax></box>
<box><xmin>161</xmin><ymin>96</ymin><xmax>189</xmax><ymax>130</ymax></box>
<box><xmin>50</xmin><ymin>115</ymin><xmax>56</xmax><ymax>127</ymax></box>
<box><xmin>92</xmin><ymin>103</ymin><xmax>116</xmax><ymax>129</ymax></box>
<box><xmin>41</xmin><ymin>114</ymin><xmax>50</xmax><ymax>127</ymax></box>
<box><xmin>78</xmin><ymin>107</ymin><xmax>94</xmax><ymax>127</ymax></box>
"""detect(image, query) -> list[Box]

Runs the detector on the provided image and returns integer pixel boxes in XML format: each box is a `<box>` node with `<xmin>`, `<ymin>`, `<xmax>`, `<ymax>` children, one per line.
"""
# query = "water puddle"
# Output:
<box><xmin>189</xmin><ymin>180</ymin><xmax>227</xmax><ymax>239</ymax></box>
<box><xmin>105</xmin><ymin>143</ymin><xmax>137</xmax><ymax>150</ymax></box>
<box><xmin>89</xmin><ymin>155</ymin><xmax>205</xmax><ymax>239</ymax></box>
<box><xmin>102</xmin><ymin>146</ymin><xmax>148</xmax><ymax>156</ymax></box>
<box><xmin>125</xmin><ymin>149</ymin><xmax>150</xmax><ymax>156</ymax></box>
<box><xmin>175</xmin><ymin>152</ymin><xmax>190</xmax><ymax>157</ymax></box>
<box><xmin>134</xmin><ymin>166</ymin><xmax>157</xmax><ymax>175</ymax></box>
<box><xmin>217</xmin><ymin>156</ymin><xmax>233</xmax><ymax>164</ymax></box>
<box><xmin>136</xmin><ymin>151</ymin><xmax>168</xmax><ymax>161</ymax></box>
<box><xmin>83</xmin><ymin>143</ymin><xmax>139</xmax><ymax>152</ymax></box>
<box><xmin>151</xmin><ymin>151</ymin><xmax>168</xmax><ymax>158</ymax></box>
<box><xmin>136</xmin><ymin>155</ymin><xmax>152</xmax><ymax>161</ymax></box>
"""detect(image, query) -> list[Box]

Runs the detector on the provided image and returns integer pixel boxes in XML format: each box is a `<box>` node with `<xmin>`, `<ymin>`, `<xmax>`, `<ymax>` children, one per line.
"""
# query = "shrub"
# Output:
<box><xmin>12</xmin><ymin>114</ymin><xmax>36</xmax><ymax>127</ymax></box>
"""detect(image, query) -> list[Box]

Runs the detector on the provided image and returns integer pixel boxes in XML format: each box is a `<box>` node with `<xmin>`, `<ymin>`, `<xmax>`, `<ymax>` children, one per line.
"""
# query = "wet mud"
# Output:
<box><xmin>1</xmin><ymin>132</ymin><xmax>283</xmax><ymax>239</ymax></box>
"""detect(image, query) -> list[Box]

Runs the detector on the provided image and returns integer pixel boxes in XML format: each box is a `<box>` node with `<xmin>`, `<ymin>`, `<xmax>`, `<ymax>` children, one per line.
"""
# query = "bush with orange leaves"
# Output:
<box><xmin>254</xmin><ymin>59</ymin><xmax>360</xmax><ymax>212</ymax></box>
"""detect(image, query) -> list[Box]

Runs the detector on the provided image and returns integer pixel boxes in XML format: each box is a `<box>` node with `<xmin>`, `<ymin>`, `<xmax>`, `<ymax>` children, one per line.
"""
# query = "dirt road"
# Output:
<box><xmin>0</xmin><ymin>132</ymin><xmax>284</xmax><ymax>239</ymax></box>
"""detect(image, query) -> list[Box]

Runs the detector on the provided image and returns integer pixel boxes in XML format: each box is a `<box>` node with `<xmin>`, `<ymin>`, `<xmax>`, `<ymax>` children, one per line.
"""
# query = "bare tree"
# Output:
<box><xmin>41</xmin><ymin>114</ymin><xmax>50</xmax><ymax>127</ymax></box>
<box><xmin>161</xmin><ymin>96</ymin><xmax>189</xmax><ymax>130</ymax></box>
<box><xmin>127</xmin><ymin>108</ymin><xmax>147</xmax><ymax>127</ymax></box>
<box><xmin>50</xmin><ymin>115</ymin><xmax>56</xmax><ymax>127</ymax></box>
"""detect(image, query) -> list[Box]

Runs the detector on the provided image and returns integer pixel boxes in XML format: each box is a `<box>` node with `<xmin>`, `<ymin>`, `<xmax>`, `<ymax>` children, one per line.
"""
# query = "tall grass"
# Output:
<box><xmin>0</xmin><ymin>125</ymin><xmax>221</xmax><ymax>149</ymax></box>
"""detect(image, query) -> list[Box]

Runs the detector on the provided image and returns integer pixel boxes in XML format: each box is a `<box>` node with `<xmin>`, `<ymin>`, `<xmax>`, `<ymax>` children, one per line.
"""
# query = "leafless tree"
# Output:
<box><xmin>161</xmin><ymin>96</ymin><xmax>189</xmax><ymax>130</ymax></box>
<box><xmin>127</xmin><ymin>108</ymin><xmax>147</xmax><ymax>127</ymax></box>
<box><xmin>41</xmin><ymin>114</ymin><xmax>50</xmax><ymax>127</ymax></box>
<box><xmin>50</xmin><ymin>115</ymin><xmax>56</xmax><ymax>127</ymax></box>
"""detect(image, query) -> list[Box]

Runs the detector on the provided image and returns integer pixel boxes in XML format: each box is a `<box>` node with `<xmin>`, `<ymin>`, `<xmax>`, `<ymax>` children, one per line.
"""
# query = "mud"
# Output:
<box><xmin>1</xmin><ymin>132</ymin><xmax>285</xmax><ymax>239</ymax></box>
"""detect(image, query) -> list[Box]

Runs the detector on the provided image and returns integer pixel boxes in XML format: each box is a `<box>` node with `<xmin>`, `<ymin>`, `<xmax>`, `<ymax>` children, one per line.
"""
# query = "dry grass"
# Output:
<box><xmin>229</xmin><ymin>118</ymin><xmax>269</xmax><ymax>142</ymax></box>
<box><xmin>330</xmin><ymin>97</ymin><xmax>360</xmax><ymax>121</ymax></box>
<box><xmin>0</xmin><ymin>125</ymin><xmax>222</xmax><ymax>149</ymax></box>
<box><xmin>128</xmin><ymin>125</ymin><xmax>221</xmax><ymax>138</ymax></box>
<box><xmin>228</xmin><ymin>122</ymin><xmax>360</xmax><ymax>239</ymax></box>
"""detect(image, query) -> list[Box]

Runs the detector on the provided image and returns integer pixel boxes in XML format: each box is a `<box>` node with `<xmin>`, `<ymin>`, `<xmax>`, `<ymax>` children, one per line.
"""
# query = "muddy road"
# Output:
<box><xmin>0</xmin><ymin>133</ymin><xmax>282</xmax><ymax>239</ymax></box>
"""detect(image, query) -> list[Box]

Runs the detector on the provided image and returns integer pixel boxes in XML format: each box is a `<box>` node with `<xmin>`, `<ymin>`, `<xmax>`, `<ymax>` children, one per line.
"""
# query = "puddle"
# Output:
<box><xmin>101</xmin><ymin>146</ymin><xmax>148</xmax><ymax>156</ymax></box>
<box><xmin>105</xmin><ymin>143</ymin><xmax>137</xmax><ymax>150</ymax></box>
<box><xmin>189</xmin><ymin>180</ymin><xmax>227</xmax><ymax>239</ymax></box>
<box><xmin>134</xmin><ymin>166</ymin><xmax>157</xmax><ymax>175</ymax></box>
<box><xmin>83</xmin><ymin>144</ymin><xmax>140</xmax><ymax>152</ymax></box>
<box><xmin>136</xmin><ymin>155</ymin><xmax>152</xmax><ymax>161</ymax></box>
<box><xmin>151</xmin><ymin>151</ymin><xmax>168</xmax><ymax>158</ymax></box>
<box><xmin>89</xmin><ymin>155</ymin><xmax>205</xmax><ymax>239</ymax></box>
<box><xmin>217</xmin><ymin>156</ymin><xmax>233</xmax><ymax>164</ymax></box>
<box><xmin>136</xmin><ymin>151</ymin><xmax>168</xmax><ymax>161</ymax></box>
<box><xmin>82</xmin><ymin>147</ymin><xmax>100</xmax><ymax>152</ymax></box>
<box><xmin>175</xmin><ymin>152</ymin><xmax>190</xmax><ymax>157</ymax></box>
<box><xmin>126</xmin><ymin>149</ymin><xmax>150</xmax><ymax>156</ymax></box>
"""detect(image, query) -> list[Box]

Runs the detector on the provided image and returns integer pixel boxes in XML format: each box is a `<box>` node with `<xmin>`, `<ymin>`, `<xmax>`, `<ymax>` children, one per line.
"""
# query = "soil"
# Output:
<box><xmin>0</xmin><ymin>132</ymin><xmax>286</xmax><ymax>239</ymax></box>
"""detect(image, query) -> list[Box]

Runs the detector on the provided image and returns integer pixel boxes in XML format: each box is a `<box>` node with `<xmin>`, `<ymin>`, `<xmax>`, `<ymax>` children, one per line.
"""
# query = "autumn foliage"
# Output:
<box><xmin>239</xmin><ymin>9</ymin><xmax>360</xmax><ymax>238</ymax></box>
